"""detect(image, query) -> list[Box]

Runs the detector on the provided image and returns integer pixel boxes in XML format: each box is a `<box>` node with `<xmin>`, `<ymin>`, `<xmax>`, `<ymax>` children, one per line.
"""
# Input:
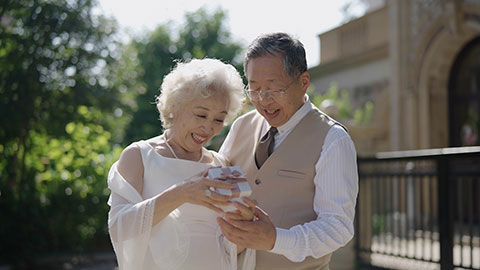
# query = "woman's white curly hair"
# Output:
<box><xmin>156</xmin><ymin>58</ymin><xmax>245</xmax><ymax>128</ymax></box>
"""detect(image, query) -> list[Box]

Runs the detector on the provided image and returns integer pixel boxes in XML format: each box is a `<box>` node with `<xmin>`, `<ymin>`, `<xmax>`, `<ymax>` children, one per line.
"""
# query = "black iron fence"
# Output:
<box><xmin>356</xmin><ymin>146</ymin><xmax>480</xmax><ymax>270</ymax></box>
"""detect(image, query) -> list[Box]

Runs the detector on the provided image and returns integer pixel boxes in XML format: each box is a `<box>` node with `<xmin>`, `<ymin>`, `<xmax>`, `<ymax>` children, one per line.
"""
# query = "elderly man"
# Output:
<box><xmin>217</xmin><ymin>32</ymin><xmax>358</xmax><ymax>270</ymax></box>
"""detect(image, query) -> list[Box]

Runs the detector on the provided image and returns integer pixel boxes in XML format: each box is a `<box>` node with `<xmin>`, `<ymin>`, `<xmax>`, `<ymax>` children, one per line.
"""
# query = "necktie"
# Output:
<box><xmin>255</xmin><ymin>127</ymin><xmax>278</xmax><ymax>168</ymax></box>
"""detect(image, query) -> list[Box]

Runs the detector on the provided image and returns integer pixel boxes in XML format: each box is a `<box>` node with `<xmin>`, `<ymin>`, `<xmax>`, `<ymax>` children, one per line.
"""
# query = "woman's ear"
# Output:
<box><xmin>169</xmin><ymin>105</ymin><xmax>176</xmax><ymax>119</ymax></box>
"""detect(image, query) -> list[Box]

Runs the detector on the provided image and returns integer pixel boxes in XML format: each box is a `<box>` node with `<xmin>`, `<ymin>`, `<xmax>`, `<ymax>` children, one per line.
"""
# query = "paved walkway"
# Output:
<box><xmin>0</xmin><ymin>252</ymin><xmax>119</xmax><ymax>270</ymax></box>
<box><xmin>43</xmin><ymin>252</ymin><xmax>118</xmax><ymax>270</ymax></box>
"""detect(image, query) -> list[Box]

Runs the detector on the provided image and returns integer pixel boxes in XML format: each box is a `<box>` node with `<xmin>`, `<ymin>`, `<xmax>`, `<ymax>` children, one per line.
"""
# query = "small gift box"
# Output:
<box><xmin>207</xmin><ymin>166</ymin><xmax>243</xmax><ymax>179</ymax></box>
<box><xmin>208</xmin><ymin>166</ymin><xmax>252</xmax><ymax>198</ymax></box>
<box><xmin>208</xmin><ymin>166</ymin><xmax>252</xmax><ymax>212</ymax></box>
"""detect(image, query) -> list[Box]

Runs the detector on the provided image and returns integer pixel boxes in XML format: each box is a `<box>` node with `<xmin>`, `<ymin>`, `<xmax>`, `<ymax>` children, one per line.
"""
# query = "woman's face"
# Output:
<box><xmin>169</xmin><ymin>94</ymin><xmax>229</xmax><ymax>153</ymax></box>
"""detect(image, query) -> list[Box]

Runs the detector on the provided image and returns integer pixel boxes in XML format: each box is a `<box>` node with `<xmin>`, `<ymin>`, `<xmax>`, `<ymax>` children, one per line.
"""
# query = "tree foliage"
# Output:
<box><xmin>0</xmin><ymin>1</ymin><xmax>245</xmax><ymax>266</ymax></box>
<box><xmin>0</xmin><ymin>0</ymin><xmax>137</xmax><ymax>265</ymax></box>
<box><xmin>124</xmin><ymin>8</ymin><xmax>245</xmax><ymax>144</ymax></box>
<box><xmin>309</xmin><ymin>83</ymin><xmax>373</xmax><ymax>126</ymax></box>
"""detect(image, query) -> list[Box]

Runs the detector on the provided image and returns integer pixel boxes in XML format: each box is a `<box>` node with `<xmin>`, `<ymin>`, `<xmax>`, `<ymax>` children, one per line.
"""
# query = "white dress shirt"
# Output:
<box><xmin>219</xmin><ymin>95</ymin><xmax>358</xmax><ymax>262</ymax></box>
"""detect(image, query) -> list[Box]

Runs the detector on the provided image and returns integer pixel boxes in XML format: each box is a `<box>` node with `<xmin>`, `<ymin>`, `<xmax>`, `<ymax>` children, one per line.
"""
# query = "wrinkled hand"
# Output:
<box><xmin>180</xmin><ymin>169</ymin><xmax>235</xmax><ymax>215</ymax></box>
<box><xmin>217</xmin><ymin>198</ymin><xmax>276</xmax><ymax>251</ymax></box>
<box><xmin>224</xmin><ymin>197</ymin><xmax>256</xmax><ymax>221</ymax></box>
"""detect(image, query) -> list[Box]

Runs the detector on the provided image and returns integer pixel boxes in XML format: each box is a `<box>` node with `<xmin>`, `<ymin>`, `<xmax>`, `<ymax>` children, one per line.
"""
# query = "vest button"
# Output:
<box><xmin>255</xmin><ymin>179</ymin><xmax>261</xmax><ymax>185</ymax></box>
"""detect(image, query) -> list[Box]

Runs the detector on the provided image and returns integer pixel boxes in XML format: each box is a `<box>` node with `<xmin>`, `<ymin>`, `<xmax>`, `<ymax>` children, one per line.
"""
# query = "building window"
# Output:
<box><xmin>448</xmin><ymin>36</ymin><xmax>480</xmax><ymax>147</ymax></box>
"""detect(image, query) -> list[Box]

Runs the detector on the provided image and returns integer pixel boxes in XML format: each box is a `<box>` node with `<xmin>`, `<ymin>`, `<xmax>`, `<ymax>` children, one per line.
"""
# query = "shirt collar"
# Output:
<box><xmin>265</xmin><ymin>94</ymin><xmax>314</xmax><ymax>135</ymax></box>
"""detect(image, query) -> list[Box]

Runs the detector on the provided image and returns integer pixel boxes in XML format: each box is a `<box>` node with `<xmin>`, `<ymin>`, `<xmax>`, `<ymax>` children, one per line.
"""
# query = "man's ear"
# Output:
<box><xmin>300</xmin><ymin>72</ymin><xmax>310</xmax><ymax>93</ymax></box>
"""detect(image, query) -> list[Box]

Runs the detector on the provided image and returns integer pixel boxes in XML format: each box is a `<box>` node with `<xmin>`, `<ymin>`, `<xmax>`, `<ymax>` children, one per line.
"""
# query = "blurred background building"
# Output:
<box><xmin>309</xmin><ymin>0</ymin><xmax>480</xmax><ymax>155</ymax></box>
<box><xmin>311</xmin><ymin>1</ymin><xmax>480</xmax><ymax>269</ymax></box>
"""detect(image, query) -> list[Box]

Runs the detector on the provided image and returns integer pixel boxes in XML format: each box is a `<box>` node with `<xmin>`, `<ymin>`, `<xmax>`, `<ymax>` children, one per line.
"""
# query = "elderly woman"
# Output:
<box><xmin>107</xmin><ymin>58</ymin><xmax>255</xmax><ymax>270</ymax></box>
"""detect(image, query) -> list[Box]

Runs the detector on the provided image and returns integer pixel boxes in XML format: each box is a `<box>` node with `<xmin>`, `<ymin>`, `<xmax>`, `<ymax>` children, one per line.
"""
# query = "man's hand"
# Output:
<box><xmin>217</xmin><ymin>197</ymin><xmax>276</xmax><ymax>250</ymax></box>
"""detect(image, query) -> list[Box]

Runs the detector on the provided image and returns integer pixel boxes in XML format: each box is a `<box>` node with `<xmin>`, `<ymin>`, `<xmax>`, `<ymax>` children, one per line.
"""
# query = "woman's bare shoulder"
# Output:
<box><xmin>117</xmin><ymin>143</ymin><xmax>144</xmax><ymax>193</ymax></box>
<box><xmin>119</xmin><ymin>143</ymin><xmax>142</xmax><ymax>164</ymax></box>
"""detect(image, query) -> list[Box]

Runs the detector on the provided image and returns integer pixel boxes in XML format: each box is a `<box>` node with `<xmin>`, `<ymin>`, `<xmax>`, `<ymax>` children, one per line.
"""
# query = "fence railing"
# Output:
<box><xmin>356</xmin><ymin>146</ymin><xmax>480</xmax><ymax>270</ymax></box>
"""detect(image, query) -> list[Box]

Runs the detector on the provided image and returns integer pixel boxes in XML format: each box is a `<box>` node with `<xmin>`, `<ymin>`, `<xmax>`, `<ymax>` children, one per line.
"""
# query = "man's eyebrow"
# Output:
<box><xmin>249</xmin><ymin>79</ymin><xmax>277</xmax><ymax>84</ymax></box>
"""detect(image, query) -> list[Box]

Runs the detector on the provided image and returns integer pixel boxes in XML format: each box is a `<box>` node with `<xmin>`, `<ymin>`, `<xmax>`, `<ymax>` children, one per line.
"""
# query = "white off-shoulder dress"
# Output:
<box><xmin>107</xmin><ymin>140</ymin><xmax>255</xmax><ymax>270</ymax></box>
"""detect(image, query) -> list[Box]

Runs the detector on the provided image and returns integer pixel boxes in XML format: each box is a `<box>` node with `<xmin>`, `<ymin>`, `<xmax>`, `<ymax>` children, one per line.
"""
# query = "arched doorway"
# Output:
<box><xmin>448</xmin><ymin>36</ymin><xmax>480</xmax><ymax>147</ymax></box>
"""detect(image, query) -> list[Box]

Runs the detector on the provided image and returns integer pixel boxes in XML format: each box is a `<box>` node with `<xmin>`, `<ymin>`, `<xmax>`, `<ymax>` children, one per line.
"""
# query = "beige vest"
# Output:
<box><xmin>228</xmin><ymin>107</ymin><xmax>342</xmax><ymax>270</ymax></box>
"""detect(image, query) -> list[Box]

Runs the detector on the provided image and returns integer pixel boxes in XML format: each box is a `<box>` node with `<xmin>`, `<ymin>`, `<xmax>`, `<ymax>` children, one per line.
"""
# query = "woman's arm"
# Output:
<box><xmin>117</xmin><ymin>145</ymin><xmax>235</xmax><ymax>226</ymax></box>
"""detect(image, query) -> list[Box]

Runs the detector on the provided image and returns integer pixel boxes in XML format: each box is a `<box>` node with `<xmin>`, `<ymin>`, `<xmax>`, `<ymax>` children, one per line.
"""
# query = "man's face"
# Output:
<box><xmin>245</xmin><ymin>54</ymin><xmax>309</xmax><ymax>127</ymax></box>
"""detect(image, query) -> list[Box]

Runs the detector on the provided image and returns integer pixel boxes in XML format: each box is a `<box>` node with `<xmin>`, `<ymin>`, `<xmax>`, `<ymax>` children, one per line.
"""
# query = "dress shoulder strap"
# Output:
<box><xmin>134</xmin><ymin>140</ymin><xmax>154</xmax><ymax>165</ymax></box>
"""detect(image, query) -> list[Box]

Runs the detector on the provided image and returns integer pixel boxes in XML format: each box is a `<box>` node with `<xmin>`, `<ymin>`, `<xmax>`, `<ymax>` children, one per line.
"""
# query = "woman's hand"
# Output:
<box><xmin>178</xmin><ymin>169</ymin><xmax>236</xmax><ymax>215</ymax></box>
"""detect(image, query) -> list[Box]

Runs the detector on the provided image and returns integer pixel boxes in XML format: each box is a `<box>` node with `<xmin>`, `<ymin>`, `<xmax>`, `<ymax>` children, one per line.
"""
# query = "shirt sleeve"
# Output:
<box><xmin>270</xmin><ymin>125</ymin><xmax>359</xmax><ymax>262</ymax></box>
<box><xmin>219</xmin><ymin>118</ymin><xmax>240</xmax><ymax>160</ymax></box>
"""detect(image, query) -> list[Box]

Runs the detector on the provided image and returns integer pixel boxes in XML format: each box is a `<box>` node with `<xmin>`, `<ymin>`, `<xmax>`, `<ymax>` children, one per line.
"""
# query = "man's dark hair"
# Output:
<box><xmin>244</xmin><ymin>32</ymin><xmax>307</xmax><ymax>77</ymax></box>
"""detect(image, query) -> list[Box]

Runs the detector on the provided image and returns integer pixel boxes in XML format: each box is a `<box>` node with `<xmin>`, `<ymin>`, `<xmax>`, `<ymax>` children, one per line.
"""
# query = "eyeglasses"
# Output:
<box><xmin>244</xmin><ymin>72</ymin><xmax>303</xmax><ymax>102</ymax></box>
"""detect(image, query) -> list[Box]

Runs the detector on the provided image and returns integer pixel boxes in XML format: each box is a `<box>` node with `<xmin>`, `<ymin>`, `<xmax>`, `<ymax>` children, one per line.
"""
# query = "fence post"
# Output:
<box><xmin>437</xmin><ymin>155</ymin><xmax>453</xmax><ymax>270</ymax></box>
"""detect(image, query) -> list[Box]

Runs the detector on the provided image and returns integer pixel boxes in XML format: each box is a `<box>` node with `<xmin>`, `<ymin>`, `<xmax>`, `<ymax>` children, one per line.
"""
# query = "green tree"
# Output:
<box><xmin>124</xmin><ymin>8</ymin><xmax>245</xmax><ymax>145</ymax></box>
<box><xmin>309</xmin><ymin>83</ymin><xmax>353</xmax><ymax>119</ymax></box>
<box><xmin>309</xmin><ymin>83</ymin><xmax>373</xmax><ymax>126</ymax></box>
<box><xmin>0</xmin><ymin>0</ymin><xmax>138</xmax><ymax>265</ymax></box>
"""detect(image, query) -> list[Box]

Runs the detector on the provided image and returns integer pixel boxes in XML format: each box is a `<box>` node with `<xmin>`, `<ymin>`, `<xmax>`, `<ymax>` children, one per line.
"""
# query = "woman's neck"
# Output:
<box><xmin>164</xmin><ymin>130</ymin><xmax>204</xmax><ymax>162</ymax></box>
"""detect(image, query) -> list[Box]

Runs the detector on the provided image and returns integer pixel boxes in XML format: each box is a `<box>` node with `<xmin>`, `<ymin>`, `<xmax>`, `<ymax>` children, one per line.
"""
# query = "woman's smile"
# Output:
<box><xmin>191</xmin><ymin>133</ymin><xmax>208</xmax><ymax>144</ymax></box>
